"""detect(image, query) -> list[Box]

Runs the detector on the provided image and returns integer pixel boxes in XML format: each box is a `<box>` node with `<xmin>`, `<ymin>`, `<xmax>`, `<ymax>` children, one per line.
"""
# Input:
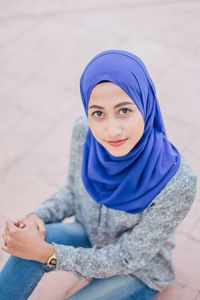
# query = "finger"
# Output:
<box><xmin>13</xmin><ymin>218</ymin><xmax>26</xmax><ymax>228</ymax></box>
<box><xmin>4</xmin><ymin>220</ymin><xmax>9</xmax><ymax>230</ymax></box>
<box><xmin>40</xmin><ymin>230</ymin><xmax>46</xmax><ymax>236</ymax></box>
<box><xmin>13</xmin><ymin>218</ymin><xmax>23</xmax><ymax>223</ymax></box>
<box><xmin>2</xmin><ymin>233</ymin><xmax>7</xmax><ymax>240</ymax></box>
<box><xmin>38</xmin><ymin>223</ymin><xmax>46</xmax><ymax>236</ymax></box>
<box><xmin>5</xmin><ymin>221</ymin><xmax>23</xmax><ymax>237</ymax></box>
<box><xmin>12</xmin><ymin>221</ymin><xmax>24</xmax><ymax>229</ymax></box>
<box><xmin>6</xmin><ymin>221</ymin><xmax>17</xmax><ymax>232</ymax></box>
<box><xmin>2</xmin><ymin>233</ymin><xmax>7</xmax><ymax>246</ymax></box>
<box><xmin>37</xmin><ymin>231</ymin><xmax>46</xmax><ymax>240</ymax></box>
<box><xmin>6</xmin><ymin>220</ymin><xmax>17</xmax><ymax>228</ymax></box>
<box><xmin>15</xmin><ymin>221</ymin><xmax>26</xmax><ymax>229</ymax></box>
<box><xmin>20</xmin><ymin>219</ymin><xmax>34</xmax><ymax>226</ymax></box>
<box><xmin>5</xmin><ymin>226</ymin><xmax>10</xmax><ymax>237</ymax></box>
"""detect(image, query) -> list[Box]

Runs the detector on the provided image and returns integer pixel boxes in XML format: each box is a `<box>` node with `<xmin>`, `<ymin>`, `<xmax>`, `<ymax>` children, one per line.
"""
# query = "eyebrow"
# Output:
<box><xmin>88</xmin><ymin>101</ymin><xmax>135</xmax><ymax>110</ymax></box>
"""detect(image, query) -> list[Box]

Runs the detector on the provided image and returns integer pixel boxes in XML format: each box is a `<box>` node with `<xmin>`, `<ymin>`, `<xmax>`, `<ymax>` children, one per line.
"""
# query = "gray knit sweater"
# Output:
<box><xmin>31</xmin><ymin>115</ymin><xmax>197</xmax><ymax>292</ymax></box>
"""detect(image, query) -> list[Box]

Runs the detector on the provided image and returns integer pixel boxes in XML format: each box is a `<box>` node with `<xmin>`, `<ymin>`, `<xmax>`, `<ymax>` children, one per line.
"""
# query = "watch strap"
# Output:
<box><xmin>46</xmin><ymin>251</ymin><xmax>57</xmax><ymax>268</ymax></box>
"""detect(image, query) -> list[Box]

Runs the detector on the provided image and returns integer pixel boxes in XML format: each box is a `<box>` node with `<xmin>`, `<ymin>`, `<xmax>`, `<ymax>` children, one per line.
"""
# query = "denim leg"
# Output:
<box><xmin>45</xmin><ymin>221</ymin><xmax>92</xmax><ymax>249</ymax></box>
<box><xmin>0</xmin><ymin>221</ymin><xmax>92</xmax><ymax>300</ymax></box>
<box><xmin>66</xmin><ymin>274</ymin><xmax>159</xmax><ymax>300</ymax></box>
<box><xmin>0</xmin><ymin>256</ymin><xmax>47</xmax><ymax>300</ymax></box>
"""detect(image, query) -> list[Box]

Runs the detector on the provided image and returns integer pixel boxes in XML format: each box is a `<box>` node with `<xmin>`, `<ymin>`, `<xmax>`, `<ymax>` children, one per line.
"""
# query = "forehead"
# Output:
<box><xmin>89</xmin><ymin>82</ymin><xmax>131</xmax><ymax>103</ymax></box>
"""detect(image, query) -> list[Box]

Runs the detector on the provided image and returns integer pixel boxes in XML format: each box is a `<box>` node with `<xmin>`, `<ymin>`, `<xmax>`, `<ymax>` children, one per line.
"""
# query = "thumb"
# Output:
<box><xmin>37</xmin><ymin>222</ymin><xmax>46</xmax><ymax>239</ymax></box>
<box><xmin>20</xmin><ymin>218</ymin><xmax>35</xmax><ymax>227</ymax></box>
<box><xmin>13</xmin><ymin>218</ymin><xmax>25</xmax><ymax>228</ymax></box>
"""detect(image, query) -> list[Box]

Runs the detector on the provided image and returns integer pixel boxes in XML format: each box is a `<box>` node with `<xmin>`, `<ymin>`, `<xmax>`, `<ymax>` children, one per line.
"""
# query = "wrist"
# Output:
<box><xmin>26</xmin><ymin>212</ymin><xmax>38</xmax><ymax>219</ymax></box>
<box><xmin>37</xmin><ymin>242</ymin><xmax>56</xmax><ymax>264</ymax></box>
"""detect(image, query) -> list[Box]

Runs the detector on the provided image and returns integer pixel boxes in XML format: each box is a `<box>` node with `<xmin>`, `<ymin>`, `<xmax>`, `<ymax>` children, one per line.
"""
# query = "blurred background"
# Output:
<box><xmin>0</xmin><ymin>1</ymin><xmax>199</xmax><ymax>299</ymax></box>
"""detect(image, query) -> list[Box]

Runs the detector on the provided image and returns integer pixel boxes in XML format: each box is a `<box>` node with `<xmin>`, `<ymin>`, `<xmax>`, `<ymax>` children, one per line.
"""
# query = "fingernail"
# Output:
<box><xmin>17</xmin><ymin>222</ymin><xmax>25</xmax><ymax>228</ymax></box>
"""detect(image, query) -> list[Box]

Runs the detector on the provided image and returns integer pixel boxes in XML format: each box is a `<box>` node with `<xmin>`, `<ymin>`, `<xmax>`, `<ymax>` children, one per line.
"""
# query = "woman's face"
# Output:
<box><xmin>87</xmin><ymin>82</ymin><xmax>145</xmax><ymax>157</ymax></box>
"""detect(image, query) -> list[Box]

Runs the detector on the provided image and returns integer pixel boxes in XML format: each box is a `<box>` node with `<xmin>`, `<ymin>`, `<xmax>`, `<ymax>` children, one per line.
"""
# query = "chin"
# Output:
<box><xmin>106</xmin><ymin>147</ymin><xmax>130</xmax><ymax>157</ymax></box>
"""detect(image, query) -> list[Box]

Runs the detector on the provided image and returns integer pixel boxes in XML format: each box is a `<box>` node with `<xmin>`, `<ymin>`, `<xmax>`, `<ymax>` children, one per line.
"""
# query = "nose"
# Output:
<box><xmin>105</xmin><ymin>119</ymin><xmax>122</xmax><ymax>138</ymax></box>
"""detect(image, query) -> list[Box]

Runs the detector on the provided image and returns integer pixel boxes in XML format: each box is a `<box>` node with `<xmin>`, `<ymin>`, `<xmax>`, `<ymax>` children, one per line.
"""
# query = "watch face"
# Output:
<box><xmin>49</xmin><ymin>258</ymin><xmax>57</xmax><ymax>266</ymax></box>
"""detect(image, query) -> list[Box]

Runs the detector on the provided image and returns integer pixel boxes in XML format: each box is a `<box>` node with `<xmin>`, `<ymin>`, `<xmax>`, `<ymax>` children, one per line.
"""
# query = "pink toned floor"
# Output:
<box><xmin>0</xmin><ymin>1</ymin><xmax>199</xmax><ymax>299</ymax></box>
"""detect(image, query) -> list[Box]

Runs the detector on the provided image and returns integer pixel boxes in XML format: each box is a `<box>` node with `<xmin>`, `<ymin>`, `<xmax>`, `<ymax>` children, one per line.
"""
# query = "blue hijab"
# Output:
<box><xmin>80</xmin><ymin>50</ymin><xmax>181</xmax><ymax>213</ymax></box>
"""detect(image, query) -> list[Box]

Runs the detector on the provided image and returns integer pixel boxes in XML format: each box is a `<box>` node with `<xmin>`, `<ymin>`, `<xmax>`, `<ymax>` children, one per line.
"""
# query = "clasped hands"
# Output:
<box><xmin>1</xmin><ymin>214</ymin><xmax>54</xmax><ymax>263</ymax></box>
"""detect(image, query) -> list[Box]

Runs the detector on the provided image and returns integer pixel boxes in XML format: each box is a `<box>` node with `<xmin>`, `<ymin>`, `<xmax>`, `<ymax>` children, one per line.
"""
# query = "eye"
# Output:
<box><xmin>91</xmin><ymin>108</ymin><xmax>132</xmax><ymax>118</ymax></box>
<box><xmin>119</xmin><ymin>108</ymin><xmax>131</xmax><ymax>115</ymax></box>
<box><xmin>91</xmin><ymin>110</ymin><xmax>103</xmax><ymax>118</ymax></box>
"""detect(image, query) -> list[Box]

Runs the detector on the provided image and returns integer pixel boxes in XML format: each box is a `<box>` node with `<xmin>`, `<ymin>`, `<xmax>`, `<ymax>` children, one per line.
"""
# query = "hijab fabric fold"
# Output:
<box><xmin>80</xmin><ymin>50</ymin><xmax>181</xmax><ymax>213</ymax></box>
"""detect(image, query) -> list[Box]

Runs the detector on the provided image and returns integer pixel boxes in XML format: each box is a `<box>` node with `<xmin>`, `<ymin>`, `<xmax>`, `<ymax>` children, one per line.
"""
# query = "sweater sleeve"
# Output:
<box><xmin>29</xmin><ymin>119</ymin><xmax>79</xmax><ymax>224</ymax></box>
<box><xmin>51</xmin><ymin>168</ymin><xmax>197</xmax><ymax>279</ymax></box>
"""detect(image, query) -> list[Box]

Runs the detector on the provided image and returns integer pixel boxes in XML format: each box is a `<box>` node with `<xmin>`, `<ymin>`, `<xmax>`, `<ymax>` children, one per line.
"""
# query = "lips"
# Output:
<box><xmin>107</xmin><ymin>138</ymin><xmax>128</xmax><ymax>146</ymax></box>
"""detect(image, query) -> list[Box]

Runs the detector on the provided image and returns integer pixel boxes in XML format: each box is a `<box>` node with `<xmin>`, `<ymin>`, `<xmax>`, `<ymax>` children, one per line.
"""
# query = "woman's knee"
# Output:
<box><xmin>44</xmin><ymin>222</ymin><xmax>92</xmax><ymax>248</ymax></box>
<box><xmin>44</xmin><ymin>223</ymin><xmax>61</xmax><ymax>244</ymax></box>
<box><xmin>44</xmin><ymin>222</ymin><xmax>80</xmax><ymax>245</ymax></box>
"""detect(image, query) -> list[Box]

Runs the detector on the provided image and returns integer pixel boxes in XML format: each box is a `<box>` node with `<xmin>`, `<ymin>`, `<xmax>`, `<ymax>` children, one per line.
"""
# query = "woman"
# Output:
<box><xmin>0</xmin><ymin>50</ymin><xmax>197</xmax><ymax>300</ymax></box>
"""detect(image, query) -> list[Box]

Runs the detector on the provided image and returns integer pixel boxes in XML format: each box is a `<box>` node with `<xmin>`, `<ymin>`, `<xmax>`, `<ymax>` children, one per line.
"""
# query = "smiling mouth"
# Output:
<box><xmin>107</xmin><ymin>138</ymin><xmax>128</xmax><ymax>146</ymax></box>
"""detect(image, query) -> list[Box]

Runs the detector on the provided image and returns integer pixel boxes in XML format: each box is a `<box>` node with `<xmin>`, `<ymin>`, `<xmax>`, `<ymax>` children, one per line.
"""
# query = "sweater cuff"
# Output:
<box><xmin>51</xmin><ymin>242</ymin><xmax>87</xmax><ymax>279</ymax></box>
<box><xmin>29</xmin><ymin>208</ymin><xmax>51</xmax><ymax>224</ymax></box>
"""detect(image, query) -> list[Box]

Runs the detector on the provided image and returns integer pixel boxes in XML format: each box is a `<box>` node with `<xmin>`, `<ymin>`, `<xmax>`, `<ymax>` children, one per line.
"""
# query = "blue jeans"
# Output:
<box><xmin>0</xmin><ymin>221</ymin><xmax>159</xmax><ymax>300</ymax></box>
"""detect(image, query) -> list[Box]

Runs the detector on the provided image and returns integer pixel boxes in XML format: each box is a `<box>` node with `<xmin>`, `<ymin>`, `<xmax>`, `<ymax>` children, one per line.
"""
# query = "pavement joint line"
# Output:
<box><xmin>0</xmin><ymin>111</ymin><xmax>29</xmax><ymax>139</ymax></box>
<box><xmin>0</xmin><ymin>126</ymin><xmax>65</xmax><ymax>176</ymax></box>
<box><xmin>177</xmin><ymin>230</ymin><xmax>200</xmax><ymax>244</ymax></box>
<box><xmin>194</xmin><ymin>290</ymin><xmax>200</xmax><ymax>300</ymax></box>
<box><xmin>0</xmin><ymin>21</ymin><xmax>43</xmax><ymax>48</ymax></box>
<box><xmin>184</xmin><ymin>148</ymin><xmax>200</xmax><ymax>160</ymax></box>
<box><xmin>34</xmin><ymin>171</ymin><xmax>66</xmax><ymax>188</ymax></box>
<box><xmin>0</xmin><ymin>107</ymin><xmax>78</xmax><ymax>178</ymax></box>
<box><xmin>182</xmin><ymin>131</ymin><xmax>200</xmax><ymax>153</ymax></box>
<box><xmin>189</xmin><ymin>218</ymin><xmax>200</xmax><ymax>233</ymax></box>
<box><xmin>164</xmin><ymin>113</ymin><xmax>200</xmax><ymax>132</ymax></box>
<box><xmin>0</xmin><ymin>0</ymin><xmax>199</xmax><ymax>23</ymax></box>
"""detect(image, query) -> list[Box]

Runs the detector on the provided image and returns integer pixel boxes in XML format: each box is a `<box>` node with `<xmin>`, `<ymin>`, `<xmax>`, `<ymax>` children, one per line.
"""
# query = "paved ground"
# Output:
<box><xmin>0</xmin><ymin>0</ymin><xmax>199</xmax><ymax>299</ymax></box>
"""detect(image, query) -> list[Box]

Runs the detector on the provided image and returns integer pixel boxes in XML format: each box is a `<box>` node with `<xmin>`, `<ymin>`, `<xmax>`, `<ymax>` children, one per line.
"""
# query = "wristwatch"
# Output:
<box><xmin>46</xmin><ymin>251</ymin><xmax>57</xmax><ymax>269</ymax></box>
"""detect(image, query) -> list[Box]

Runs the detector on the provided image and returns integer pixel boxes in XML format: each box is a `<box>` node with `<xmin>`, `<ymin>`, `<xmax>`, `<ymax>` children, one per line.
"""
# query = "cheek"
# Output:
<box><xmin>128</xmin><ymin>114</ymin><xmax>144</xmax><ymax>140</ymax></box>
<box><xmin>89</xmin><ymin>122</ymin><xmax>103</xmax><ymax>140</ymax></box>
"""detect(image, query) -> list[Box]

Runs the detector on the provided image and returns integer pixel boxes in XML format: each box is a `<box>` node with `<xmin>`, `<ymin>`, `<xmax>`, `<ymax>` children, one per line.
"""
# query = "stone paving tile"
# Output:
<box><xmin>0</xmin><ymin>115</ymin><xmax>83</xmax><ymax>218</ymax></box>
<box><xmin>176</xmin><ymin>150</ymin><xmax>200</xmax><ymax>242</ymax></box>
<box><xmin>0</xmin><ymin>73</ymin><xmax>21</xmax><ymax>98</ymax></box>
<box><xmin>186</xmin><ymin>134</ymin><xmax>200</xmax><ymax>158</ymax></box>
<box><xmin>190</xmin><ymin>219</ymin><xmax>200</xmax><ymax>243</ymax></box>
<box><xmin>157</xmin><ymin>63</ymin><xmax>200</xmax><ymax>131</ymax></box>
<box><xmin>177</xmin><ymin>197</ymin><xmax>200</xmax><ymax>240</ymax></box>
<box><xmin>0</xmin><ymin>129</ymin><xmax>30</xmax><ymax>174</ymax></box>
<box><xmin>195</xmin><ymin>292</ymin><xmax>200</xmax><ymax>300</ymax></box>
<box><xmin>0</xmin><ymin>101</ymin><xmax>27</xmax><ymax>136</ymax></box>
<box><xmin>155</xmin><ymin>283</ymin><xmax>199</xmax><ymax>300</ymax></box>
<box><xmin>4</xmin><ymin>113</ymin><xmax>81</xmax><ymax>186</ymax></box>
<box><xmin>4</xmin><ymin>114</ymin><xmax>51</xmax><ymax>144</ymax></box>
<box><xmin>0</xmin><ymin>42</ymin><xmax>46</xmax><ymax>82</ymax></box>
<box><xmin>0</xmin><ymin>173</ymin><xmax>54</xmax><ymax>218</ymax></box>
<box><xmin>155</xmin><ymin>232</ymin><xmax>200</xmax><ymax>299</ymax></box>
<box><xmin>162</xmin><ymin>116</ymin><xmax>198</xmax><ymax>154</ymax></box>
<box><xmin>173</xmin><ymin>234</ymin><xmax>200</xmax><ymax>291</ymax></box>
<box><xmin>183</xmin><ymin>151</ymin><xmax>200</xmax><ymax>181</ymax></box>
<box><xmin>4</xmin><ymin>80</ymin><xmax>78</xmax><ymax>121</ymax></box>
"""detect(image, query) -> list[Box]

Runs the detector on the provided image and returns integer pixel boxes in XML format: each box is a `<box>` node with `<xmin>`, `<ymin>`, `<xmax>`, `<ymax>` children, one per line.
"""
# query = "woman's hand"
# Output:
<box><xmin>25</xmin><ymin>213</ymin><xmax>46</xmax><ymax>240</ymax></box>
<box><xmin>4</xmin><ymin>213</ymin><xmax>46</xmax><ymax>240</ymax></box>
<box><xmin>1</xmin><ymin>218</ymin><xmax>53</xmax><ymax>263</ymax></box>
